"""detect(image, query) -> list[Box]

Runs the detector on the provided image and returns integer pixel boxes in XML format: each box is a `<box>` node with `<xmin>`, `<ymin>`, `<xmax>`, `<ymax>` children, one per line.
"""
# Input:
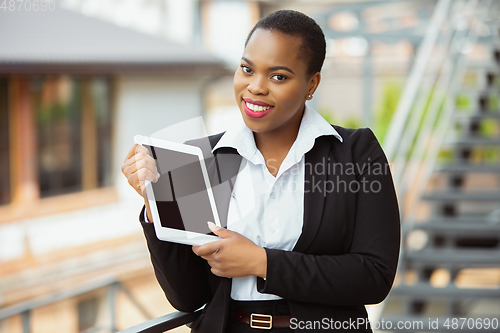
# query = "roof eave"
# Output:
<box><xmin>0</xmin><ymin>61</ymin><xmax>232</xmax><ymax>76</ymax></box>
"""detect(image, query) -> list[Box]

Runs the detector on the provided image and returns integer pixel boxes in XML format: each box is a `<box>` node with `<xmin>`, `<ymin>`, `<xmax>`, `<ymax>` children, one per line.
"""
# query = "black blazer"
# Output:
<box><xmin>139</xmin><ymin>126</ymin><xmax>400</xmax><ymax>332</ymax></box>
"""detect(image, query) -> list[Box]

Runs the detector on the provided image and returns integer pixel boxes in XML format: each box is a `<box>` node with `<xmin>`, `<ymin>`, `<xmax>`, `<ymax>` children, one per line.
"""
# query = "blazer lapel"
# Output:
<box><xmin>293</xmin><ymin>136</ymin><xmax>331</xmax><ymax>252</ymax></box>
<box><xmin>207</xmin><ymin>148</ymin><xmax>241</xmax><ymax>332</ymax></box>
<box><xmin>206</xmin><ymin>134</ymin><xmax>331</xmax><ymax>252</ymax></box>
<box><xmin>206</xmin><ymin>147</ymin><xmax>243</xmax><ymax>229</ymax></box>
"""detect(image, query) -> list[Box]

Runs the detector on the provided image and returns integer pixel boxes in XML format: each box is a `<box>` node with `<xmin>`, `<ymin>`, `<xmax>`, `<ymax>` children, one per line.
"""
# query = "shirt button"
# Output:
<box><xmin>269</xmin><ymin>227</ymin><xmax>276</xmax><ymax>233</ymax></box>
<box><xmin>270</xmin><ymin>192</ymin><xmax>276</xmax><ymax>199</ymax></box>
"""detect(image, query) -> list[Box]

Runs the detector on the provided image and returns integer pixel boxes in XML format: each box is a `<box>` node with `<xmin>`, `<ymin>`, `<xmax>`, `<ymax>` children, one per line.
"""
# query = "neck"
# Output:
<box><xmin>253</xmin><ymin>105</ymin><xmax>305</xmax><ymax>156</ymax></box>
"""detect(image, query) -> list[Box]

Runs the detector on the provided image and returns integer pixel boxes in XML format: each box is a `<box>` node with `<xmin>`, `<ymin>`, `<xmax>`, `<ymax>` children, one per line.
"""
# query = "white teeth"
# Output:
<box><xmin>246</xmin><ymin>102</ymin><xmax>271</xmax><ymax>112</ymax></box>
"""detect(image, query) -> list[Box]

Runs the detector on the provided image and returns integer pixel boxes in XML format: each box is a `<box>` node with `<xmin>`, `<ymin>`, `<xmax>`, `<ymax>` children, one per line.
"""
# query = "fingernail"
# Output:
<box><xmin>207</xmin><ymin>221</ymin><xmax>217</xmax><ymax>229</ymax></box>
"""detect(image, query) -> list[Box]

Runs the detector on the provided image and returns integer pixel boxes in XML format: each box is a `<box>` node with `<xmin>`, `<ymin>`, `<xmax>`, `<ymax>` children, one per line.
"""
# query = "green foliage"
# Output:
<box><xmin>488</xmin><ymin>94</ymin><xmax>499</xmax><ymax>111</ymax></box>
<box><xmin>455</xmin><ymin>94</ymin><xmax>470</xmax><ymax>110</ymax></box>
<box><xmin>320</xmin><ymin>81</ymin><xmax>402</xmax><ymax>135</ymax></box>
<box><xmin>481</xmin><ymin>118</ymin><xmax>499</xmax><ymax>138</ymax></box>
<box><xmin>343</xmin><ymin>117</ymin><xmax>361</xmax><ymax>129</ymax></box>
<box><xmin>319</xmin><ymin>108</ymin><xmax>361</xmax><ymax>129</ymax></box>
<box><xmin>374</xmin><ymin>81</ymin><xmax>403</xmax><ymax>143</ymax></box>
<box><xmin>37</xmin><ymin>103</ymin><xmax>68</xmax><ymax>128</ymax></box>
<box><xmin>319</xmin><ymin>108</ymin><xmax>335</xmax><ymax>125</ymax></box>
<box><xmin>437</xmin><ymin>147</ymin><xmax>453</xmax><ymax>163</ymax></box>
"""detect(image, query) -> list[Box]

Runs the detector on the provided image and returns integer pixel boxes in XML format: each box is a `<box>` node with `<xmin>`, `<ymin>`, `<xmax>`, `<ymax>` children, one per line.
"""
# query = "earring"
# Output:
<box><xmin>308</xmin><ymin>94</ymin><xmax>312</xmax><ymax>99</ymax></box>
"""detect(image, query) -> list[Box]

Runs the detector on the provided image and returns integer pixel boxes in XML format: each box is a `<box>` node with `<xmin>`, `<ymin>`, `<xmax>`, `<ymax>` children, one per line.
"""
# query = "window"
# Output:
<box><xmin>33</xmin><ymin>76</ymin><xmax>83</xmax><ymax>197</ymax></box>
<box><xmin>0</xmin><ymin>79</ymin><xmax>9</xmax><ymax>205</ymax></box>
<box><xmin>31</xmin><ymin>75</ymin><xmax>113</xmax><ymax>198</ymax></box>
<box><xmin>0</xmin><ymin>75</ymin><xmax>114</xmax><ymax>212</ymax></box>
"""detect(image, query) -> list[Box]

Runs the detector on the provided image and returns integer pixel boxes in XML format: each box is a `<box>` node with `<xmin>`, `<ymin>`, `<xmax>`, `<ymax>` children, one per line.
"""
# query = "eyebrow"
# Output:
<box><xmin>241</xmin><ymin>57</ymin><xmax>296</xmax><ymax>75</ymax></box>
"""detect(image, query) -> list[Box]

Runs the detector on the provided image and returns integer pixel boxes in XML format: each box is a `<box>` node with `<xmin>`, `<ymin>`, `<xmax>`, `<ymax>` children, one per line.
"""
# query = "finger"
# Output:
<box><xmin>200</xmin><ymin>246</ymin><xmax>221</xmax><ymax>260</ymax></box>
<box><xmin>134</xmin><ymin>170</ymin><xmax>160</xmax><ymax>192</ymax></box>
<box><xmin>207</xmin><ymin>222</ymin><xmax>234</xmax><ymax>239</ymax></box>
<box><xmin>134</xmin><ymin>144</ymin><xmax>150</xmax><ymax>155</ymax></box>
<box><xmin>123</xmin><ymin>152</ymin><xmax>156</xmax><ymax>169</ymax></box>
<box><xmin>122</xmin><ymin>167</ymin><xmax>158</xmax><ymax>196</ymax></box>
<box><xmin>124</xmin><ymin>144</ymin><xmax>141</xmax><ymax>163</ymax></box>
<box><xmin>131</xmin><ymin>157</ymin><xmax>157</xmax><ymax>175</ymax></box>
<box><xmin>210</xmin><ymin>267</ymin><xmax>226</xmax><ymax>278</ymax></box>
<box><xmin>122</xmin><ymin>162</ymin><xmax>157</xmax><ymax>182</ymax></box>
<box><xmin>123</xmin><ymin>156</ymin><xmax>160</xmax><ymax>183</ymax></box>
<box><xmin>192</xmin><ymin>241</ymin><xmax>220</xmax><ymax>257</ymax></box>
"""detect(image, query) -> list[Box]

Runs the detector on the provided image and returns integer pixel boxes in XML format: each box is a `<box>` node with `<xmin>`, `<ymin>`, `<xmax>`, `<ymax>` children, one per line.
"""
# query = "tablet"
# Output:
<box><xmin>134</xmin><ymin>135</ymin><xmax>221</xmax><ymax>246</ymax></box>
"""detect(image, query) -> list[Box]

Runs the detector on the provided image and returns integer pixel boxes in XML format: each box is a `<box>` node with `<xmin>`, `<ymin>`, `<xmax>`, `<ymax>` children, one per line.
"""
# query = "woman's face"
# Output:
<box><xmin>233</xmin><ymin>29</ymin><xmax>320</xmax><ymax>135</ymax></box>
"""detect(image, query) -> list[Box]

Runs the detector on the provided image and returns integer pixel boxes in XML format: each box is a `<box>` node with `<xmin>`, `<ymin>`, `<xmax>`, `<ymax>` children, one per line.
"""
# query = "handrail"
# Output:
<box><xmin>0</xmin><ymin>276</ymin><xmax>154</xmax><ymax>333</ymax></box>
<box><xmin>383</xmin><ymin>0</ymin><xmax>452</xmax><ymax>161</ymax></box>
<box><xmin>117</xmin><ymin>308</ymin><xmax>203</xmax><ymax>333</ymax></box>
<box><xmin>382</xmin><ymin>0</ymin><xmax>492</xmax><ymax>216</ymax></box>
<box><xmin>400</xmin><ymin>0</ymin><xmax>486</xmax><ymax>220</ymax></box>
<box><xmin>0</xmin><ymin>277</ymin><xmax>117</xmax><ymax>321</ymax></box>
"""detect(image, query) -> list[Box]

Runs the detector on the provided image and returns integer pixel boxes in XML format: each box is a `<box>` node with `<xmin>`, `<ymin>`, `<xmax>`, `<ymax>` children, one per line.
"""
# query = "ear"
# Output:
<box><xmin>306</xmin><ymin>72</ymin><xmax>321</xmax><ymax>100</ymax></box>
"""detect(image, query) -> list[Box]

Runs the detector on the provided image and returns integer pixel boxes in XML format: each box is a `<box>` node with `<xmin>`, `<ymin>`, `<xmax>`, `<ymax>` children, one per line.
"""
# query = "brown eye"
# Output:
<box><xmin>240</xmin><ymin>65</ymin><xmax>252</xmax><ymax>74</ymax></box>
<box><xmin>271</xmin><ymin>74</ymin><xmax>287</xmax><ymax>81</ymax></box>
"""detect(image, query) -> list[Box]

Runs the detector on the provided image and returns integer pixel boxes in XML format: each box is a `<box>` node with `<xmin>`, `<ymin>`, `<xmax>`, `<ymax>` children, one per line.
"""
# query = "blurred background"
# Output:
<box><xmin>0</xmin><ymin>0</ymin><xmax>499</xmax><ymax>332</ymax></box>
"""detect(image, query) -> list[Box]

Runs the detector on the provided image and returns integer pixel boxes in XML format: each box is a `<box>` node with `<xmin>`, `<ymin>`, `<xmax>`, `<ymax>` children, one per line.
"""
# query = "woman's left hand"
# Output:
<box><xmin>192</xmin><ymin>222</ymin><xmax>267</xmax><ymax>279</ymax></box>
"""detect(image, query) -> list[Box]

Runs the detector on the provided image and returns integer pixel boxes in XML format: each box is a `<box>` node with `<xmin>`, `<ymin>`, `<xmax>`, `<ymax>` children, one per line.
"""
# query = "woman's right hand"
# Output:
<box><xmin>121</xmin><ymin>144</ymin><xmax>160</xmax><ymax>198</ymax></box>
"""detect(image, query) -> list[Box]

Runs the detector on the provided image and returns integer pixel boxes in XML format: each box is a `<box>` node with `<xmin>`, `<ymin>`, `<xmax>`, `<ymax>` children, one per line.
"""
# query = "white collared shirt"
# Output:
<box><xmin>212</xmin><ymin>105</ymin><xmax>342</xmax><ymax>300</ymax></box>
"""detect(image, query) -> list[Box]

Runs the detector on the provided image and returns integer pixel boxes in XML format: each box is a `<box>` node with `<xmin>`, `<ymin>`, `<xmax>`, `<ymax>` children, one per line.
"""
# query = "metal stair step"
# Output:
<box><xmin>458</xmin><ymin>87</ymin><xmax>500</xmax><ymax>95</ymax></box>
<box><xmin>467</xmin><ymin>61</ymin><xmax>500</xmax><ymax>71</ymax></box>
<box><xmin>449</xmin><ymin>138</ymin><xmax>500</xmax><ymax>146</ymax></box>
<box><xmin>436</xmin><ymin>164</ymin><xmax>500</xmax><ymax>173</ymax></box>
<box><xmin>454</xmin><ymin>112</ymin><xmax>500</xmax><ymax>120</ymax></box>
<box><xmin>413</xmin><ymin>221</ymin><xmax>500</xmax><ymax>234</ymax></box>
<box><xmin>421</xmin><ymin>216</ymin><xmax>500</xmax><ymax>224</ymax></box>
<box><xmin>422</xmin><ymin>191</ymin><xmax>500</xmax><ymax>201</ymax></box>
<box><xmin>405</xmin><ymin>249</ymin><xmax>500</xmax><ymax>264</ymax></box>
<box><xmin>391</xmin><ymin>284</ymin><xmax>500</xmax><ymax>298</ymax></box>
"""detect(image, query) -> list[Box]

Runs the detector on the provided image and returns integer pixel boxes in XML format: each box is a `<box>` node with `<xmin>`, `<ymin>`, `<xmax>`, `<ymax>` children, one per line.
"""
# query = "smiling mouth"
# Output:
<box><xmin>244</xmin><ymin>101</ymin><xmax>273</xmax><ymax>112</ymax></box>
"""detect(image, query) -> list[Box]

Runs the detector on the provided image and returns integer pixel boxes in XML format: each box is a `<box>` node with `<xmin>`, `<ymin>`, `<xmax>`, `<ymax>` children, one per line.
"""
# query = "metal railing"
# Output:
<box><xmin>117</xmin><ymin>308</ymin><xmax>202</xmax><ymax>333</ymax></box>
<box><xmin>383</xmin><ymin>0</ymin><xmax>495</xmax><ymax>218</ymax></box>
<box><xmin>0</xmin><ymin>276</ymin><xmax>154</xmax><ymax>333</ymax></box>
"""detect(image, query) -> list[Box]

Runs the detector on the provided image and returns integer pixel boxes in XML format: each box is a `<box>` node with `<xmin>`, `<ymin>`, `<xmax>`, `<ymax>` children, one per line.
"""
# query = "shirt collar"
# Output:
<box><xmin>211</xmin><ymin>105</ymin><xmax>342</xmax><ymax>164</ymax></box>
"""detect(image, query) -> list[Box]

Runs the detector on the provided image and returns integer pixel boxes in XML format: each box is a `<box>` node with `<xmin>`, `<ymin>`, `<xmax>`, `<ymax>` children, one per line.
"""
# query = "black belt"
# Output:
<box><xmin>236</xmin><ymin>310</ymin><xmax>291</xmax><ymax>329</ymax></box>
<box><xmin>231</xmin><ymin>299</ymin><xmax>291</xmax><ymax>330</ymax></box>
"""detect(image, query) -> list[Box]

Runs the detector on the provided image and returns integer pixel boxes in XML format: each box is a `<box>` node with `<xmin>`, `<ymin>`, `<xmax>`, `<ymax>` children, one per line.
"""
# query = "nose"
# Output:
<box><xmin>247</xmin><ymin>75</ymin><xmax>268</xmax><ymax>95</ymax></box>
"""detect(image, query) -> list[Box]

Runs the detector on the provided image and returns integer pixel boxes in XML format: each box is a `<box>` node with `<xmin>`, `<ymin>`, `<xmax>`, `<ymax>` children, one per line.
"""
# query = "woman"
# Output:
<box><xmin>122</xmin><ymin>10</ymin><xmax>400</xmax><ymax>332</ymax></box>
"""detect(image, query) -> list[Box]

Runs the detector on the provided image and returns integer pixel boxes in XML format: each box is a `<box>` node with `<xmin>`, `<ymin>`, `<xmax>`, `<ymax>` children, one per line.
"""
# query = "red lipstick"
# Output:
<box><xmin>242</xmin><ymin>98</ymin><xmax>274</xmax><ymax>119</ymax></box>
<box><xmin>243</xmin><ymin>98</ymin><xmax>273</xmax><ymax>107</ymax></box>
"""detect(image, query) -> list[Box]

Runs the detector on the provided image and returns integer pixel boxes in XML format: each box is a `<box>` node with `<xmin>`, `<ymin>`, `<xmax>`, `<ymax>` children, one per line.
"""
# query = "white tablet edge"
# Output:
<box><xmin>134</xmin><ymin>135</ymin><xmax>221</xmax><ymax>245</ymax></box>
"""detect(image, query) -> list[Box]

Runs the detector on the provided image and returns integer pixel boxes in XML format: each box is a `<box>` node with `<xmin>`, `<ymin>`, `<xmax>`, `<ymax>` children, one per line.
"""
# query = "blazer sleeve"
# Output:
<box><xmin>139</xmin><ymin>206</ymin><xmax>212</xmax><ymax>312</ymax></box>
<box><xmin>256</xmin><ymin>128</ymin><xmax>401</xmax><ymax>306</ymax></box>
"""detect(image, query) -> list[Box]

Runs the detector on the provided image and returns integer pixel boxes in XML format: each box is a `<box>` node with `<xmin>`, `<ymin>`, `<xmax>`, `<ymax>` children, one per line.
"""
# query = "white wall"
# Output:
<box><xmin>114</xmin><ymin>74</ymin><xmax>206</xmax><ymax>198</ymax></box>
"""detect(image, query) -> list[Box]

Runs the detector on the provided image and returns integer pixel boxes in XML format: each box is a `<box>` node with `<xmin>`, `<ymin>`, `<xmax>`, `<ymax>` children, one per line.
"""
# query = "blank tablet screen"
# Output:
<box><xmin>144</xmin><ymin>144</ymin><xmax>215</xmax><ymax>235</ymax></box>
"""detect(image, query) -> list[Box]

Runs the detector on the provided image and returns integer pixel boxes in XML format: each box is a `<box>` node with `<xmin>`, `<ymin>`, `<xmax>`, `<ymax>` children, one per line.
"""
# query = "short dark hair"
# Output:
<box><xmin>245</xmin><ymin>10</ymin><xmax>326</xmax><ymax>77</ymax></box>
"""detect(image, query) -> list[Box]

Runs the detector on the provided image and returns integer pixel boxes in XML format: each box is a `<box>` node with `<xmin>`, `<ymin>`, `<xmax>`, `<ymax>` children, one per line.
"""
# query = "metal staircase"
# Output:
<box><xmin>380</xmin><ymin>0</ymin><xmax>500</xmax><ymax>331</ymax></box>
